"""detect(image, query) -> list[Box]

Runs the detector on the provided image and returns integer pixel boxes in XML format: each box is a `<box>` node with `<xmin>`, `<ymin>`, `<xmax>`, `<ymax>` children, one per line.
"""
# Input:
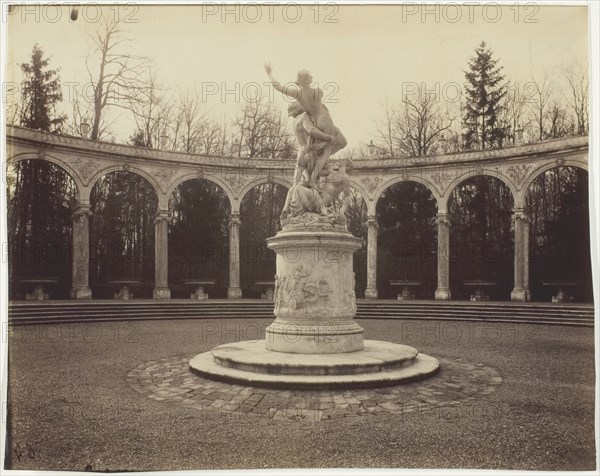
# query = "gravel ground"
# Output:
<box><xmin>5</xmin><ymin>318</ymin><xmax>596</xmax><ymax>472</ymax></box>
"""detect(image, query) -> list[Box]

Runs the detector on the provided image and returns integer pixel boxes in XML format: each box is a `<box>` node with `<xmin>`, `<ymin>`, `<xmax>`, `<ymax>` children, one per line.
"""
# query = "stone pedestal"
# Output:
<box><xmin>264</xmin><ymin>227</ymin><xmax>363</xmax><ymax>354</ymax></box>
<box><xmin>190</xmin><ymin>220</ymin><xmax>440</xmax><ymax>389</ymax></box>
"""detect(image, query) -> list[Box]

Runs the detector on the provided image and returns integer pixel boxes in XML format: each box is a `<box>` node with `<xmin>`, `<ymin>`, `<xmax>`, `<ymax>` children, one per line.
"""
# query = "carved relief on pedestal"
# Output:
<box><xmin>274</xmin><ymin>264</ymin><xmax>332</xmax><ymax>316</ymax></box>
<box><xmin>273</xmin><ymin>248</ymin><xmax>356</xmax><ymax>319</ymax></box>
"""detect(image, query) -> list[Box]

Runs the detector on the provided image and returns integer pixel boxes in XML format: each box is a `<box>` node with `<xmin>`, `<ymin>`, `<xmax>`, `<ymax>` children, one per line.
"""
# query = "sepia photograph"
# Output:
<box><xmin>0</xmin><ymin>1</ymin><xmax>597</xmax><ymax>474</ymax></box>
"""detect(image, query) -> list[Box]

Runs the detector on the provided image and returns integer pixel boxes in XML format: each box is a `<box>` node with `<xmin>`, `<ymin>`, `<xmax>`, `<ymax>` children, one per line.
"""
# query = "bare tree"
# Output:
<box><xmin>394</xmin><ymin>87</ymin><xmax>455</xmax><ymax>156</ymax></box>
<box><xmin>127</xmin><ymin>69</ymin><xmax>173</xmax><ymax>148</ymax></box>
<box><xmin>197</xmin><ymin>120</ymin><xmax>227</xmax><ymax>155</ymax></box>
<box><xmin>526</xmin><ymin>75</ymin><xmax>553</xmax><ymax>141</ymax></box>
<box><xmin>565</xmin><ymin>63</ymin><xmax>589</xmax><ymax>135</ymax></box>
<box><xmin>233</xmin><ymin>98</ymin><xmax>295</xmax><ymax>159</ymax></box>
<box><xmin>375</xmin><ymin>89</ymin><xmax>456</xmax><ymax>157</ymax></box>
<box><xmin>85</xmin><ymin>16</ymin><xmax>149</xmax><ymax>140</ymax></box>
<box><xmin>499</xmin><ymin>83</ymin><xmax>530</xmax><ymax>145</ymax></box>
<box><xmin>546</xmin><ymin>98</ymin><xmax>574</xmax><ymax>139</ymax></box>
<box><xmin>172</xmin><ymin>91</ymin><xmax>206</xmax><ymax>153</ymax></box>
<box><xmin>374</xmin><ymin>98</ymin><xmax>396</xmax><ymax>156</ymax></box>
<box><xmin>64</xmin><ymin>89</ymin><xmax>116</xmax><ymax>139</ymax></box>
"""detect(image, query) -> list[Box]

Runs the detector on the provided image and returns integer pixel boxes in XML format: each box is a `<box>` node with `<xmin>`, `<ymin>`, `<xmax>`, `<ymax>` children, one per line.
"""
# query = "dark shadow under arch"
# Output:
<box><xmin>526</xmin><ymin>166</ymin><xmax>592</xmax><ymax>302</ymax></box>
<box><xmin>7</xmin><ymin>159</ymin><xmax>78</xmax><ymax>299</ymax></box>
<box><xmin>448</xmin><ymin>175</ymin><xmax>514</xmax><ymax>300</ymax></box>
<box><xmin>239</xmin><ymin>182</ymin><xmax>288</xmax><ymax>298</ymax></box>
<box><xmin>168</xmin><ymin>179</ymin><xmax>231</xmax><ymax>298</ymax></box>
<box><xmin>376</xmin><ymin>181</ymin><xmax>438</xmax><ymax>299</ymax></box>
<box><xmin>90</xmin><ymin>171</ymin><xmax>158</xmax><ymax>298</ymax></box>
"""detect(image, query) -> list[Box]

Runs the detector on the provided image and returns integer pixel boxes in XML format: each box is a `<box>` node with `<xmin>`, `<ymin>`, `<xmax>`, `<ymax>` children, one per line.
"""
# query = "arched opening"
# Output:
<box><xmin>448</xmin><ymin>175</ymin><xmax>514</xmax><ymax>300</ymax></box>
<box><xmin>239</xmin><ymin>182</ymin><xmax>288</xmax><ymax>298</ymax></box>
<box><xmin>376</xmin><ymin>181</ymin><xmax>437</xmax><ymax>299</ymax></box>
<box><xmin>90</xmin><ymin>171</ymin><xmax>158</xmax><ymax>298</ymax></box>
<box><xmin>332</xmin><ymin>187</ymin><xmax>368</xmax><ymax>297</ymax></box>
<box><xmin>7</xmin><ymin>159</ymin><xmax>78</xmax><ymax>299</ymax></box>
<box><xmin>526</xmin><ymin>166</ymin><xmax>592</xmax><ymax>302</ymax></box>
<box><xmin>168</xmin><ymin>179</ymin><xmax>231</xmax><ymax>298</ymax></box>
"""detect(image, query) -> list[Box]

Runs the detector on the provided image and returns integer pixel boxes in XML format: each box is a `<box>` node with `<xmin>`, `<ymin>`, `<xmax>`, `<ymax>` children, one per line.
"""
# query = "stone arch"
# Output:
<box><xmin>8</xmin><ymin>152</ymin><xmax>83</xmax><ymax>202</ymax></box>
<box><xmin>238</xmin><ymin>181</ymin><xmax>289</xmax><ymax>298</ymax></box>
<box><xmin>166</xmin><ymin>174</ymin><xmax>233</xmax><ymax>212</ymax></box>
<box><xmin>167</xmin><ymin>176</ymin><xmax>233</xmax><ymax>298</ymax></box>
<box><xmin>238</xmin><ymin>176</ymin><xmax>292</xmax><ymax>204</ymax></box>
<box><xmin>373</xmin><ymin>176</ymin><xmax>440</xmax><ymax>216</ymax></box>
<box><xmin>7</xmin><ymin>152</ymin><xmax>81</xmax><ymax>299</ymax></box>
<box><xmin>87</xmin><ymin>164</ymin><xmax>161</xmax><ymax>205</ymax></box>
<box><xmin>89</xmin><ymin>168</ymin><xmax>159</xmax><ymax>298</ymax></box>
<box><xmin>347</xmin><ymin>179</ymin><xmax>370</xmax><ymax>212</ymax></box>
<box><xmin>524</xmin><ymin>163</ymin><xmax>591</xmax><ymax>301</ymax></box>
<box><xmin>447</xmin><ymin>173</ymin><xmax>515</xmax><ymax>300</ymax></box>
<box><xmin>440</xmin><ymin>170</ymin><xmax>517</xmax><ymax>214</ymax></box>
<box><xmin>375</xmin><ymin>180</ymin><xmax>439</xmax><ymax>299</ymax></box>
<box><xmin>522</xmin><ymin>160</ymin><xmax>589</xmax><ymax>197</ymax></box>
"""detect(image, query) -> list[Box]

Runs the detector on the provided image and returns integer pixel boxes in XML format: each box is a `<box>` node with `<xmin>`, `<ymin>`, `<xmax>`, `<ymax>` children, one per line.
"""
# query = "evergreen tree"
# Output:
<box><xmin>463</xmin><ymin>42</ymin><xmax>507</xmax><ymax>150</ymax></box>
<box><xmin>20</xmin><ymin>44</ymin><xmax>65</xmax><ymax>132</ymax></box>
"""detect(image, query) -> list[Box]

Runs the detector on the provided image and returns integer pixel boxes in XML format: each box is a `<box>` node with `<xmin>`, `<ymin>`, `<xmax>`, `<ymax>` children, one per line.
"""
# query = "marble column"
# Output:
<box><xmin>227</xmin><ymin>213</ymin><xmax>242</xmax><ymax>299</ymax></box>
<box><xmin>364</xmin><ymin>215</ymin><xmax>379</xmax><ymax>299</ymax></box>
<box><xmin>511</xmin><ymin>208</ymin><xmax>531</xmax><ymax>301</ymax></box>
<box><xmin>153</xmin><ymin>209</ymin><xmax>171</xmax><ymax>299</ymax></box>
<box><xmin>435</xmin><ymin>213</ymin><xmax>452</xmax><ymax>300</ymax></box>
<box><xmin>70</xmin><ymin>203</ymin><xmax>92</xmax><ymax>299</ymax></box>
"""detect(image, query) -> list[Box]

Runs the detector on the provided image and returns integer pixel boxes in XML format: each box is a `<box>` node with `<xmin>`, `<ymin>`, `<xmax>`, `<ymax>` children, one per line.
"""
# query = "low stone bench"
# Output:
<box><xmin>20</xmin><ymin>278</ymin><xmax>60</xmax><ymax>300</ymax></box>
<box><xmin>463</xmin><ymin>280</ymin><xmax>496</xmax><ymax>302</ymax></box>
<box><xmin>389</xmin><ymin>280</ymin><xmax>421</xmax><ymax>301</ymax></box>
<box><xmin>183</xmin><ymin>280</ymin><xmax>216</xmax><ymax>300</ymax></box>
<box><xmin>107</xmin><ymin>280</ymin><xmax>143</xmax><ymax>300</ymax></box>
<box><xmin>542</xmin><ymin>281</ymin><xmax>580</xmax><ymax>303</ymax></box>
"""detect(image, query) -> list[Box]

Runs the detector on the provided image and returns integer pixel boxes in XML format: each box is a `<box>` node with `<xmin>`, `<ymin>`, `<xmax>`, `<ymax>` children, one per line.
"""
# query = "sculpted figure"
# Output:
<box><xmin>265</xmin><ymin>63</ymin><xmax>347</xmax><ymax>187</ymax></box>
<box><xmin>319</xmin><ymin>158</ymin><xmax>353</xmax><ymax>224</ymax></box>
<box><xmin>288</xmin><ymin>101</ymin><xmax>337</xmax><ymax>186</ymax></box>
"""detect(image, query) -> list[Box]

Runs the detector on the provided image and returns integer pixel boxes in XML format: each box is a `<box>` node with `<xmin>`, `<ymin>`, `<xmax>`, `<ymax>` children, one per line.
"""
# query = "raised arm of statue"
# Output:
<box><xmin>264</xmin><ymin>62</ymin><xmax>301</xmax><ymax>100</ymax></box>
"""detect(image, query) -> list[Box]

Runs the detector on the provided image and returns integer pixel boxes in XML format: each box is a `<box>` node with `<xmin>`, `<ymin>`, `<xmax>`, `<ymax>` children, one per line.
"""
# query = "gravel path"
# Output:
<box><xmin>5</xmin><ymin>318</ymin><xmax>596</xmax><ymax>471</ymax></box>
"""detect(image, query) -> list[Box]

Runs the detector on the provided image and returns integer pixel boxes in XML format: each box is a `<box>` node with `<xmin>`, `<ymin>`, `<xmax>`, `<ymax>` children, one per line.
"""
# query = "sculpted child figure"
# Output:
<box><xmin>265</xmin><ymin>63</ymin><xmax>347</xmax><ymax>187</ymax></box>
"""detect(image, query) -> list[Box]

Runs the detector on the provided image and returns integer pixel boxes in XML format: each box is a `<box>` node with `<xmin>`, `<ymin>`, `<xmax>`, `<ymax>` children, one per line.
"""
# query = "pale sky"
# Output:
<box><xmin>5</xmin><ymin>2</ymin><xmax>589</xmax><ymax>149</ymax></box>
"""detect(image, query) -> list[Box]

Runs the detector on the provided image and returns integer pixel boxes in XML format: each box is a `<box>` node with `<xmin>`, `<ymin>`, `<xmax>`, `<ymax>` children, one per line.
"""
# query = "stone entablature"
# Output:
<box><xmin>6</xmin><ymin>125</ymin><xmax>588</xmax><ymax>214</ymax></box>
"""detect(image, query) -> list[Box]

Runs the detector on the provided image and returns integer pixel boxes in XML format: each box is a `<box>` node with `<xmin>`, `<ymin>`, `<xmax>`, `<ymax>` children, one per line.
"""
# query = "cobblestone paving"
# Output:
<box><xmin>126</xmin><ymin>355</ymin><xmax>502</xmax><ymax>422</ymax></box>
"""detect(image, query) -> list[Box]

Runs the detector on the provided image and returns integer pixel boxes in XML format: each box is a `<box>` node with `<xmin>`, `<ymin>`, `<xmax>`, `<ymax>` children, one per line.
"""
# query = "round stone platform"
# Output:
<box><xmin>189</xmin><ymin>340</ymin><xmax>440</xmax><ymax>389</ymax></box>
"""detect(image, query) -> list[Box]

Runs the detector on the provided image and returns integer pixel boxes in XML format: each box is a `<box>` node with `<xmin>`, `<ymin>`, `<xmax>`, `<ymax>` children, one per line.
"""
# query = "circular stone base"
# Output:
<box><xmin>189</xmin><ymin>340</ymin><xmax>440</xmax><ymax>389</ymax></box>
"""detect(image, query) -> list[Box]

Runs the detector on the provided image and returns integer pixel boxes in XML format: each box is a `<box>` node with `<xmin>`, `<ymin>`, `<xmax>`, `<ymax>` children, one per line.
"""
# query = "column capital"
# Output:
<box><xmin>366</xmin><ymin>215</ymin><xmax>378</xmax><ymax>228</ymax></box>
<box><xmin>72</xmin><ymin>203</ymin><xmax>92</xmax><ymax>219</ymax></box>
<box><xmin>154</xmin><ymin>209</ymin><xmax>170</xmax><ymax>224</ymax></box>
<box><xmin>229</xmin><ymin>213</ymin><xmax>241</xmax><ymax>227</ymax></box>
<box><xmin>436</xmin><ymin>213</ymin><xmax>450</xmax><ymax>226</ymax></box>
<box><xmin>512</xmin><ymin>208</ymin><xmax>530</xmax><ymax>223</ymax></box>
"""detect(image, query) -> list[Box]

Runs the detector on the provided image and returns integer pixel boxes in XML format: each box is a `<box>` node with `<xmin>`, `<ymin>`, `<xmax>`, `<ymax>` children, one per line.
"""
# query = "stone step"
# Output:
<box><xmin>211</xmin><ymin>340</ymin><xmax>419</xmax><ymax>376</ymax></box>
<box><xmin>8</xmin><ymin>301</ymin><xmax>595</xmax><ymax>327</ymax></box>
<box><xmin>190</xmin><ymin>340</ymin><xmax>440</xmax><ymax>389</ymax></box>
